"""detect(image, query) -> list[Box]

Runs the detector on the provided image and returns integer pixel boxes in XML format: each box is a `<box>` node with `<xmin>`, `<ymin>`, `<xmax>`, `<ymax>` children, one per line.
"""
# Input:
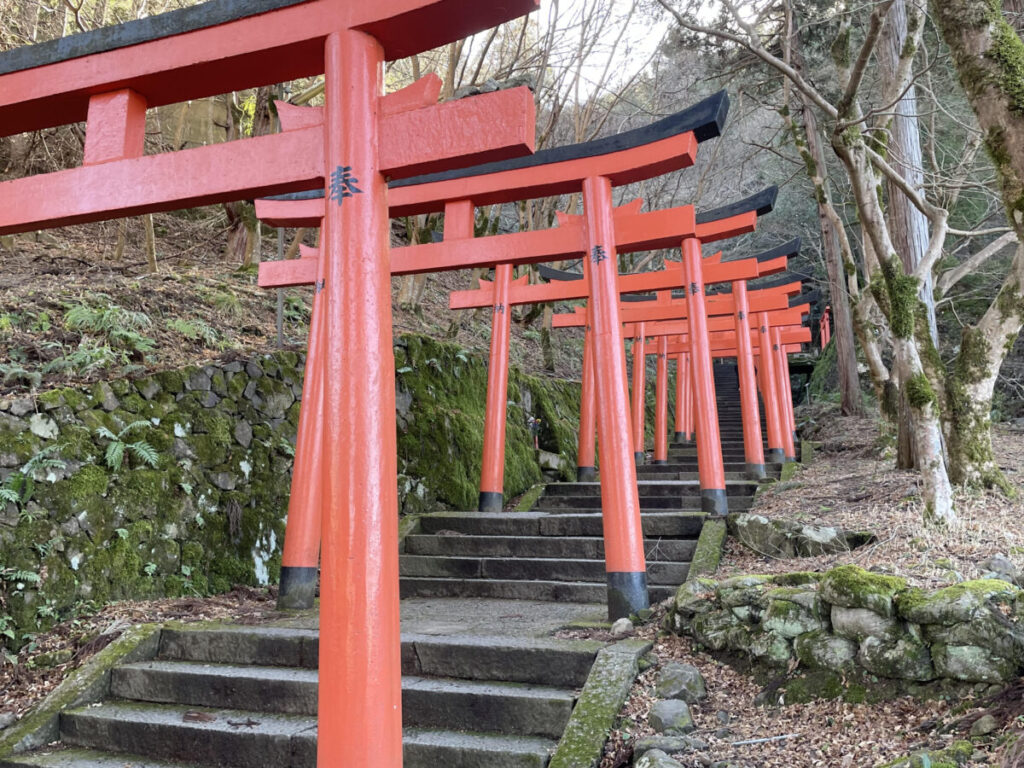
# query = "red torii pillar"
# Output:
<box><xmin>674</xmin><ymin>350</ymin><xmax>691</xmax><ymax>443</ymax></box>
<box><xmin>772</xmin><ymin>325</ymin><xmax>798</xmax><ymax>460</ymax></box>
<box><xmin>757</xmin><ymin>312</ymin><xmax>787</xmax><ymax>463</ymax></box>
<box><xmin>733</xmin><ymin>281</ymin><xmax>767</xmax><ymax>480</ymax></box>
<box><xmin>477</xmin><ymin>248</ymin><xmax>514</xmax><ymax>510</ymax></box>
<box><xmin>682</xmin><ymin>238</ymin><xmax>727</xmax><ymax>515</ymax></box>
<box><xmin>653</xmin><ymin>335</ymin><xmax>670</xmax><ymax>464</ymax></box>
<box><xmin>631</xmin><ymin>322</ymin><xmax>647</xmax><ymax>466</ymax></box>
<box><xmin>583</xmin><ymin>175</ymin><xmax>649</xmax><ymax>617</ymax></box>
<box><xmin>578</xmin><ymin>328</ymin><xmax>598</xmax><ymax>481</ymax></box>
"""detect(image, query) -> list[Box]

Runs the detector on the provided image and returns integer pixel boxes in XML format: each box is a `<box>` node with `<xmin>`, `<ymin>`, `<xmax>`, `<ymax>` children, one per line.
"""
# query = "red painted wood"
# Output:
<box><xmin>772</xmin><ymin>326</ymin><xmax>797</xmax><ymax>460</ymax></box>
<box><xmin>582</xmin><ymin>175</ymin><xmax>647</xmax><ymax>587</ymax></box>
<box><xmin>280</xmin><ymin>218</ymin><xmax>326</xmax><ymax>576</ymax></box>
<box><xmin>0</xmin><ymin>0</ymin><xmax>539</xmax><ymax>137</ymax></box>
<box><xmin>316</xmin><ymin>29</ymin><xmax>400</xmax><ymax>768</ymax></box>
<box><xmin>674</xmin><ymin>351</ymin><xmax>689</xmax><ymax>440</ymax></box>
<box><xmin>654</xmin><ymin>336</ymin><xmax>669</xmax><ymax>462</ymax></box>
<box><xmin>683</xmin><ymin>237</ymin><xmax>726</xmax><ymax>500</ymax></box>
<box><xmin>83</xmin><ymin>90</ymin><xmax>147</xmax><ymax>166</ymax></box>
<box><xmin>480</xmin><ymin>257</ymin><xmax>513</xmax><ymax>498</ymax></box>
<box><xmin>0</xmin><ymin>85</ymin><xmax>535</xmax><ymax>235</ymax></box>
<box><xmin>734</xmin><ymin>281</ymin><xmax>765</xmax><ymax>471</ymax></box>
<box><xmin>390</xmin><ymin>133</ymin><xmax>698</xmax><ymax>216</ymax></box>
<box><xmin>578</xmin><ymin>328</ymin><xmax>597</xmax><ymax>473</ymax></box>
<box><xmin>757</xmin><ymin>313</ymin><xmax>785</xmax><ymax>459</ymax></box>
<box><xmin>631</xmin><ymin>324</ymin><xmax>647</xmax><ymax>457</ymax></box>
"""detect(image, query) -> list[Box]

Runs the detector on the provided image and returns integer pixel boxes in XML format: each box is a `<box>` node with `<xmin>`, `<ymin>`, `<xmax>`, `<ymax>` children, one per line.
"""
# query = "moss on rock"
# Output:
<box><xmin>820</xmin><ymin>565</ymin><xmax>906</xmax><ymax>617</ymax></box>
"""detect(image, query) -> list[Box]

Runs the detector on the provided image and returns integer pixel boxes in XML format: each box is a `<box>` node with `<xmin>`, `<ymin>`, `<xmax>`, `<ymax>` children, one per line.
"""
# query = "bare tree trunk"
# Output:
<box><xmin>879</xmin><ymin>0</ymin><xmax>937</xmax><ymax>469</ymax></box>
<box><xmin>113</xmin><ymin>218</ymin><xmax>128</xmax><ymax>261</ymax></box>
<box><xmin>143</xmin><ymin>214</ymin><xmax>157</xmax><ymax>274</ymax></box>
<box><xmin>782</xmin><ymin>5</ymin><xmax>863</xmax><ymax>416</ymax></box>
<box><xmin>931</xmin><ymin>0</ymin><xmax>1024</xmax><ymax>490</ymax></box>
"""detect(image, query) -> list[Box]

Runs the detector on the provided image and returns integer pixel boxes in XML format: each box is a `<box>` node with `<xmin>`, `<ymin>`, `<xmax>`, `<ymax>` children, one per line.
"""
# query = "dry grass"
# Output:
<box><xmin>721</xmin><ymin>406</ymin><xmax>1024</xmax><ymax>589</ymax></box>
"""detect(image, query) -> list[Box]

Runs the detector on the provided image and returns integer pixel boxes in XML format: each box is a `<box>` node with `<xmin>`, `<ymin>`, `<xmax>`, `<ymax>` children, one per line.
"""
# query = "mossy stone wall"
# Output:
<box><xmin>0</xmin><ymin>335</ymin><xmax>580</xmax><ymax>643</ymax></box>
<box><xmin>668</xmin><ymin>565</ymin><xmax>1024</xmax><ymax>701</ymax></box>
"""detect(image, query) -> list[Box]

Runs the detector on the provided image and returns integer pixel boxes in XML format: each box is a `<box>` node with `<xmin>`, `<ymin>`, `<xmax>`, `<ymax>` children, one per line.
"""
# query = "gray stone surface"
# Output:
<box><xmin>610</xmin><ymin>618</ymin><xmax>634</xmax><ymax>638</ymax></box>
<box><xmin>633</xmin><ymin>736</ymin><xmax>707</xmax><ymax>758</ymax></box>
<box><xmin>649</xmin><ymin>700</ymin><xmax>695</xmax><ymax>735</ymax></box>
<box><xmin>635</xmin><ymin>749</ymin><xmax>684</xmax><ymax>768</ymax></box>
<box><xmin>655</xmin><ymin>663</ymin><xmax>706</xmax><ymax>704</ymax></box>
<box><xmin>831</xmin><ymin>606</ymin><xmax>900</xmax><ymax>641</ymax></box>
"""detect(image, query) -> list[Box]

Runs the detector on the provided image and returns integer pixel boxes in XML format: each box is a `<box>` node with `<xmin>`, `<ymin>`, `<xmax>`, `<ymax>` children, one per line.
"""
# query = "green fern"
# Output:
<box><xmin>95</xmin><ymin>422</ymin><xmax>159</xmax><ymax>470</ymax></box>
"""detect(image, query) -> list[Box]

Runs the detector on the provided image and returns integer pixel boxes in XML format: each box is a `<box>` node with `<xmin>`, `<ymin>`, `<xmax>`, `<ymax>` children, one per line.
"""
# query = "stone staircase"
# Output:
<box><xmin>1</xmin><ymin>617</ymin><xmax>603</xmax><ymax>768</ymax></box>
<box><xmin>2</xmin><ymin>363</ymin><xmax>788</xmax><ymax>768</ymax></box>
<box><xmin>400</xmin><ymin>365</ymin><xmax>781</xmax><ymax>607</ymax></box>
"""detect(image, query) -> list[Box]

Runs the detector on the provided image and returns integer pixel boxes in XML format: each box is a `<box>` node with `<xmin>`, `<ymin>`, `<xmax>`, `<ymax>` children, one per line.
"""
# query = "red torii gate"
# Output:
<box><xmin>0</xmin><ymin>1</ymin><xmax>542</xmax><ymax>764</ymax></box>
<box><xmin>543</xmin><ymin>239</ymin><xmax>799</xmax><ymax>462</ymax></box>
<box><xmin>535</xmin><ymin>189</ymin><xmax>781</xmax><ymax>515</ymax></box>
<box><xmin>445</xmin><ymin>189</ymin><xmax>782</xmax><ymax>507</ymax></box>
<box><xmin>553</xmin><ymin>279</ymin><xmax>806</xmax><ymax>486</ymax></box>
<box><xmin>256</xmin><ymin>93</ymin><xmax>734</xmax><ymax>618</ymax></box>
<box><xmin>555</xmin><ymin>276</ymin><xmax>804</xmax><ymax>478</ymax></box>
<box><xmin>634</xmin><ymin>306</ymin><xmax>809</xmax><ymax>464</ymax></box>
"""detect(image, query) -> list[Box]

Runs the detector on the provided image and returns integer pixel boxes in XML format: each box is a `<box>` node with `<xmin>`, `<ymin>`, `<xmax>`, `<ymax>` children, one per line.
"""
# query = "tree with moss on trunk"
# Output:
<box><xmin>656</xmin><ymin>0</ymin><xmax>1024</xmax><ymax>524</ymax></box>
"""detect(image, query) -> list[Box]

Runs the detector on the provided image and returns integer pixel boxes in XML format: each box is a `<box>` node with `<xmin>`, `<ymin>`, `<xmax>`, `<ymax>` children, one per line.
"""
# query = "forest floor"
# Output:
<box><xmin>0</xmin><ymin>216</ymin><xmax>583</xmax><ymax>401</ymax></box>
<box><xmin>4</xmin><ymin>223</ymin><xmax>1024</xmax><ymax>765</ymax></box>
<box><xmin>598</xmin><ymin>404</ymin><xmax>1024</xmax><ymax>768</ymax></box>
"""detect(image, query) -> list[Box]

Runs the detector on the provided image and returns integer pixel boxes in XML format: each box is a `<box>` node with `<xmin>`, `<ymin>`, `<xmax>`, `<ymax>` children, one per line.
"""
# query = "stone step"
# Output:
<box><xmin>404</xmin><ymin>534</ymin><xmax>697</xmax><ymax>562</ymax></box>
<box><xmin>540</xmin><ymin>481</ymin><xmax>759</xmax><ymax>498</ymax></box>
<box><xmin>111</xmin><ymin>660</ymin><xmax>317</xmax><ymax>715</ymax></box>
<box><xmin>158</xmin><ymin>628</ymin><xmax>598</xmax><ymax>687</ymax></box>
<box><xmin>637</xmin><ymin>463</ymin><xmax>782</xmax><ymax>475</ymax></box>
<box><xmin>533</xmin><ymin>497</ymin><xmax>753</xmax><ymax>514</ymax></box>
<box><xmin>403</xmin><ymin>728</ymin><xmax>556</xmax><ymax>768</ymax></box>
<box><xmin>54</xmin><ymin>703</ymin><xmax>557</xmax><ymax>768</ymax></box>
<box><xmin>0</xmin><ymin>748</ymin><xmax>198</xmax><ymax>768</ymax></box>
<box><xmin>417</xmin><ymin>511</ymin><xmax>705</xmax><ymax>537</ymax></box>
<box><xmin>60</xmin><ymin>701</ymin><xmax>315</xmax><ymax>768</ymax></box>
<box><xmin>403</xmin><ymin>676</ymin><xmax>574</xmax><ymax>738</ymax></box>
<box><xmin>399</xmin><ymin>555</ymin><xmax>688</xmax><ymax>586</ymax></box>
<box><xmin>399</xmin><ymin>577</ymin><xmax>673</xmax><ymax>604</ymax></box>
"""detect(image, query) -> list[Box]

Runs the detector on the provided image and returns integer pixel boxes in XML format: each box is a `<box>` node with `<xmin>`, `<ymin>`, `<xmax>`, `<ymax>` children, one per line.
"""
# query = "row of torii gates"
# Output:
<box><xmin>0</xmin><ymin>0</ymin><xmax>813</xmax><ymax>763</ymax></box>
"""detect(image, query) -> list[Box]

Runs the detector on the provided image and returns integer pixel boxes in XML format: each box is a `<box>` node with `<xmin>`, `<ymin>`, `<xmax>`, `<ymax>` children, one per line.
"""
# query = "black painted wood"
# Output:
<box><xmin>0</xmin><ymin>0</ymin><xmax>313</xmax><ymax>76</ymax></box>
<box><xmin>694</xmin><ymin>185</ymin><xmax>778</xmax><ymax>225</ymax></box>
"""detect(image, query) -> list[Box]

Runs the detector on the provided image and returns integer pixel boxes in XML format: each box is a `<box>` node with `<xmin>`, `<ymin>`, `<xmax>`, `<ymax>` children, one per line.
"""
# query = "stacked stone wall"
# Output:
<box><xmin>667</xmin><ymin>565</ymin><xmax>1024</xmax><ymax>699</ymax></box>
<box><xmin>0</xmin><ymin>334</ymin><xmax>580</xmax><ymax>642</ymax></box>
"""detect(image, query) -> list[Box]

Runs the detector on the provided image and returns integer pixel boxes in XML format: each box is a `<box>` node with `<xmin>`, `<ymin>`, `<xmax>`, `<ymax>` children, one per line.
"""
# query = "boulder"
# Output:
<box><xmin>633</xmin><ymin>736</ymin><xmax>707</xmax><ymax>759</ymax></box>
<box><xmin>794</xmin><ymin>630</ymin><xmax>858</xmax><ymax>673</ymax></box>
<box><xmin>655</xmin><ymin>662</ymin><xmax>707</xmax><ymax>703</ymax></box>
<box><xmin>635</xmin><ymin>749</ymin><xmax>684</xmax><ymax>768</ymax></box>
<box><xmin>746</xmin><ymin>629</ymin><xmax>793</xmax><ymax>667</ymax></box>
<box><xmin>820</xmin><ymin>565</ymin><xmax>905</xmax><ymax>618</ymax></box>
<box><xmin>762</xmin><ymin>598</ymin><xmax>826</xmax><ymax>638</ymax></box>
<box><xmin>674</xmin><ymin>578</ymin><xmax>718</xmax><ymax>617</ymax></box>
<box><xmin>830</xmin><ymin>605</ymin><xmax>900</xmax><ymax>642</ymax></box>
<box><xmin>897</xmin><ymin>580</ymin><xmax>1020</xmax><ymax>626</ymax></box>
<box><xmin>691</xmin><ymin>610</ymin><xmax>740</xmax><ymax>651</ymax></box>
<box><xmin>731</xmin><ymin>514</ymin><xmax>796</xmax><ymax>558</ymax></box>
<box><xmin>924</xmin><ymin>613</ymin><xmax>1022</xmax><ymax>662</ymax></box>
<box><xmin>649</xmin><ymin>700</ymin><xmax>695</xmax><ymax>735</ymax></box>
<box><xmin>932</xmin><ymin>644</ymin><xmax>1019</xmax><ymax>684</ymax></box>
<box><xmin>610</xmin><ymin>617</ymin><xmax>634</xmax><ymax>638</ymax></box>
<box><xmin>969</xmin><ymin>714</ymin><xmax>1000</xmax><ymax>737</ymax></box>
<box><xmin>857</xmin><ymin>635</ymin><xmax>934</xmax><ymax>681</ymax></box>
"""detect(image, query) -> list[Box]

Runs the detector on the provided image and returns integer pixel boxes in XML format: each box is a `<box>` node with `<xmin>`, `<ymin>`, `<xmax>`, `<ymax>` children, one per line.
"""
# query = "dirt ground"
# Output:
<box><xmin>599</xmin><ymin>405</ymin><xmax>1024</xmax><ymax>768</ymax></box>
<box><xmin>0</xmin><ymin>586</ymin><xmax>283</xmax><ymax>719</ymax></box>
<box><xmin>0</xmin><ymin>218</ymin><xmax>584</xmax><ymax>401</ymax></box>
<box><xmin>722</xmin><ymin>406</ymin><xmax>1024</xmax><ymax>588</ymax></box>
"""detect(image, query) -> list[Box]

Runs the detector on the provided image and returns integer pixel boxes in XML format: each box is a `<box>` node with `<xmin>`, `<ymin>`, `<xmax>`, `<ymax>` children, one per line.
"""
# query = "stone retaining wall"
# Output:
<box><xmin>0</xmin><ymin>334</ymin><xmax>580</xmax><ymax>643</ymax></box>
<box><xmin>667</xmin><ymin>565</ymin><xmax>1024</xmax><ymax>699</ymax></box>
